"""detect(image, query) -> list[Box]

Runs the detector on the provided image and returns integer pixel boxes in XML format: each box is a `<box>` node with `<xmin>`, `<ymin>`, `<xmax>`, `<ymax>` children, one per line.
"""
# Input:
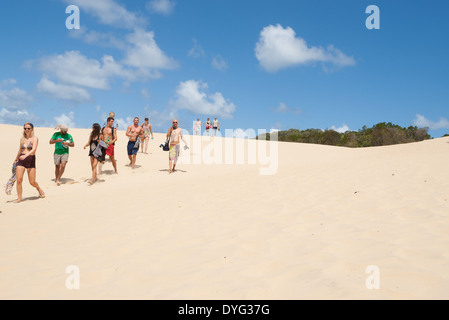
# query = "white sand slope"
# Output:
<box><xmin>1</xmin><ymin>124</ymin><xmax>448</xmax><ymax>299</ymax></box>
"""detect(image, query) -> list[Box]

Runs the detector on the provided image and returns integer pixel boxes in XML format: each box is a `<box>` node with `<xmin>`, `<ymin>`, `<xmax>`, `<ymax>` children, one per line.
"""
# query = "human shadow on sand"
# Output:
<box><xmin>83</xmin><ymin>178</ymin><xmax>106</xmax><ymax>184</ymax></box>
<box><xmin>100</xmin><ymin>170</ymin><xmax>118</xmax><ymax>176</ymax></box>
<box><xmin>125</xmin><ymin>164</ymin><xmax>142</xmax><ymax>169</ymax></box>
<box><xmin>7</xmin><ymin>196</ymin><xmax>41</xmax><ymax>203</ymax></box>
<box><xmin>158</xmin><ymin>169</ymin><xmax>188</xmax><ymax>173</ymax></box>
<box><xmin>51</xmin><ymin>178</ymin><xmax>77</xmax><ymax>184</ymax></box>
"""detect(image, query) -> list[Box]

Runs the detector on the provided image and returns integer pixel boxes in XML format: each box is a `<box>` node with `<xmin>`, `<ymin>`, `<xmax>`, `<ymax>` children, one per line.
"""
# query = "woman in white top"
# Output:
<box><xmin>194</xmin><ymin>118</ymin><xmax>201</xmax><ymax>135</ymax></box>
<box><xmin>141</xmin><ymin>118</ymin><xmax>154</xmax><ymax>154</ymax></box>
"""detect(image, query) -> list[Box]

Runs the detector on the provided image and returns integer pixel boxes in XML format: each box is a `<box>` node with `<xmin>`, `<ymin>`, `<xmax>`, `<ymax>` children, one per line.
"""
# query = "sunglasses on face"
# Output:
<box><xmin>24</xmin><ymin>128</ymin><xmax>32</xmax><ymax>130</ymax></box>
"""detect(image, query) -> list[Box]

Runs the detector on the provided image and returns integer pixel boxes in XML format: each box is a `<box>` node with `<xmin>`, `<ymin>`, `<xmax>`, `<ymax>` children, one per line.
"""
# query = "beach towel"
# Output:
<box><xmin>133</xmin><ymin>137</ymin><xmax>141</xmax><ymax>149</ymax></box>
<box><xmin>93</xmin><ymin>140</ymin><xmax>108</xmax><ymax>159</ymax></box>
<box><xmin>5</xmin><ymin>163</ymin><xmax>17</xmax><ymax>195</ymax></box>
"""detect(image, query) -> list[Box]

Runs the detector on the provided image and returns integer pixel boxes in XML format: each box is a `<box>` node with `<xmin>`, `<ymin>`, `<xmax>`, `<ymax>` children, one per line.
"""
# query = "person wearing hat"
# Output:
<box><xmin>50</xmin><ymin>125</ymin><xmax>75</xmax><ymax>186</ymax></box>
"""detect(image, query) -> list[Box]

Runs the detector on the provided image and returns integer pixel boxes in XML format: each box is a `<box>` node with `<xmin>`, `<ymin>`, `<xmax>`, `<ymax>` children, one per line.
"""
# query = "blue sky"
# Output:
<box><xmin>0</xmin><ymin>0</ymin><xmax>448</xmax><ymax>137</ymax></box>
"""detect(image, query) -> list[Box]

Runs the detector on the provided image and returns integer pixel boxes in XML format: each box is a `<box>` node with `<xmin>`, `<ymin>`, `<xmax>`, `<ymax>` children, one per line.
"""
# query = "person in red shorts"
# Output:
<box><xmin>99</xmin><ymin>117</ymin><xmax>118</xmax><ymax>174</ymax></box>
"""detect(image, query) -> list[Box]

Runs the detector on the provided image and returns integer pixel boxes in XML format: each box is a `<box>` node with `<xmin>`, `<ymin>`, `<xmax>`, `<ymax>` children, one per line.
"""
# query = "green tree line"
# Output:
<box><xmin>258</xmin><ymin>122</ymin><xmax>432</xmax><ymax>147</ymax></box>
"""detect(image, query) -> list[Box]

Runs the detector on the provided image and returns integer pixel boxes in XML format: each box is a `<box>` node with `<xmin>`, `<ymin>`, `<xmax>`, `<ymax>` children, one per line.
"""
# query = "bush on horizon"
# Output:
<box><xmin>258</xmin><ymin>122</ymin><xmax>431</xmax><ymax>147</ymax></box>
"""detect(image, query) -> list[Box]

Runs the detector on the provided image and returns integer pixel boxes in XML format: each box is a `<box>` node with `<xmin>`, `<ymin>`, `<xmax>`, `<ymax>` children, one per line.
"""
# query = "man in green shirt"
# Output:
<box><xmin>50</xmin><ymin>125</ymin><xmax>75</xmax><ymax>186</ymax></box>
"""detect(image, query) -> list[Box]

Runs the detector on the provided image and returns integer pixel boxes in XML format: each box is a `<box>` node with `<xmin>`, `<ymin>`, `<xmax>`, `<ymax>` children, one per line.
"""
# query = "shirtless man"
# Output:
<box><xmin>167</xmin><ymin>119</ymin><xmax>188</xmax><ymax>174</ymax></box>
<box><xmin>99</xmin><ymin>117</ymin><xmax>118</xmax><ymax>174</ymax></box>
<box><xmin>126</xmin><ymin>117</ymin><xmax>143</xmax><ymax>169</ymax></box>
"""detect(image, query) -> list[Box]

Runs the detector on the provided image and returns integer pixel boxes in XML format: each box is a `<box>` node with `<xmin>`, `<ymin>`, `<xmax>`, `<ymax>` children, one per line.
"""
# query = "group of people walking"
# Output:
<box><xmin>194</xmin><ymin>117</ymin><xmax>220</xmax><ymax>136</ymax></box>
<box><xmin>10</xmin><ymin>112</ymin><xmax>189</xmax><ymax>203</ymax></box>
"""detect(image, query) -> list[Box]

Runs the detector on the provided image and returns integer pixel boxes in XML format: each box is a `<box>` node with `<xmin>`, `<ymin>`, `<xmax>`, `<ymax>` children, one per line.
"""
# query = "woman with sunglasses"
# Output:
<box><xmin>13</xmin><ymin>123</ymin><xmax>45</xmax><ymax>202</ymax></box>
<box><xmin>166</xmin><ymin>119</ymin><xmax>189</xmax><ymax>174</ymax></box>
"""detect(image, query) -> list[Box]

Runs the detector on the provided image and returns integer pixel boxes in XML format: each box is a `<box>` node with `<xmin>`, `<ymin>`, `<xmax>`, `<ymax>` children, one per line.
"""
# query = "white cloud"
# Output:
<box><xmin>274</xmin><ymin>103</ymin><xmax>289</xmax><ymax>113</ymax></box>
<box><xmin>114</xmin><ymin>116</ymin><xmax>134</xmax><ymax>130</ymax></box>
<box><xmin>68</xmin><ymin>26</ymin><xmax>127</xmax><ymax>50</ymax></box>
<box><xmin>271</xmin><ymin>102</ymin><xmax>301</xmax><ymax>114</ymax></box>
<box><xmin>34</xmin><ymin>29</ymin><xmax>176</xmax><ymax>88</ymax></box>
<box><xmin>0</xmin><ymin>108</ymin><xmax>35</xmax><ymax>125</ymax></box>
<box><xmin>54</xmin><ymin>111</ymin><xmax>76</xmax><ymax>128</ymax></box>
<box><xmin>144</xmin><ymin>106</ymin><xmax>177</xmax><ymax>131</ymax></box>
<box><xmin>123</xmin><ymin>29</ymin><xmax>178</xmax><ymax>72</ymax></box>
<box><xmin>412</xmin><ymin>114</ymin><xmax>449</xmax><ymax>130</ymax></box>
<box><xmin>172</xmin><ymin>80</ymin><xmax>236</xmax><ymax>119</ymax></box>
<box><xmin>255</xmin><ymin>24</ymin><xmax>356</xmax><ymax>72</ymax></box>
<box><xmin>330</xmin><ymin>124</ymin><xmax>350</xmax><ymax>133</ymax></box>
<box><xmin>146</xmin><ymin>0</ymin><xmax>175</xmax><ymax>15</ymax></box>
<box><xmin>272</xmin><ymin>121</ymin><xmax>282</xmax><ymax>131</ymax></box>
<box><xmin>0</xmin><ymin>79</ymin><xmax>37</xmax><ymax>125</ymax></box>
<box><xmin>0</xmin><ymin>78</ymin><xmax>17</xmax><ymax>87</ymax></box>
<box><xmin>34</xmin><ymin>51</ymin><xmax>129</xmax><ymax>90</ymax></box>
<box><xmin>231</xmin><ymin>128</ymin><xmax>257</xmax><ymax>139</ymax></box>
<box><xmin>141</xmin><ymin>88</ymin><xmax>151</xmax><ymax>99</ymax></box>
<box><xmin>188</xmin><ymin>39</ymin><xmax>205</xmax><ymax>58</ymax></box>
<box><xmin>0</xmin><ymin>81</ymin><xmax>33</xmax><ymax>110</ymax></box>
<box><xmin>37</xmin><ymin>78</ymin><xmax>91</xmax><ymax>102</ymax></box>
<box><xmin>212</xmin><ymin>55</ymin><xmax>228</xmax><ymax>71</ymax></box>
<box><xmin>65</xmin><ymin>0</ymin><xmax>146</xmax><ymax>29</ymax></box>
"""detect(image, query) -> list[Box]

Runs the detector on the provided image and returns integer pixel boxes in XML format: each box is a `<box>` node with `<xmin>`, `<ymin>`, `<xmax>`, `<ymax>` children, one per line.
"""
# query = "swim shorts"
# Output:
<box><xmin>106</xmin><ymin>144</ymin><xmax>115</xmax><ymax>156</ymax></box>
<box><xmin>127</xmin><ymin>141</ymin><xmax>138</xmax><ymax>156</ymax></box>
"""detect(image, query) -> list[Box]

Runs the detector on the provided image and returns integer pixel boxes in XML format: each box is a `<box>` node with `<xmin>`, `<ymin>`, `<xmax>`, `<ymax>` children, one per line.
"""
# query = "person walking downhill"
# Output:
<box><xmin>141</xmin><ymin>117</ymin><xmax>154</xmax><ymax>154</ymax></box>
<box><xmin>50</xmin><ymin>124</ymin><xmax>74</xmax><ymax>186</ymax></box>
<box><xmin>99</xmin><ymin>117</ymin><xmax>118</xmax><ymax>174</ymax></box>
<box><xmin>166</xmin><ymin>119</ymin><xmax>188</xmax><ymax>174</ymax></box>
<box><xmin>84</xmin><ymin>123</ymin><xmax>106</xmax><ymax>185</ymax></box>
<box><xmin>126</xmin><ymin>117</ymin><xmax>143</xmax><ymax>169</ymax></box>
<box><xmin>13</xmin><ymin>122</ymin><xmax>45</xmax><ymax>202</ymax></box>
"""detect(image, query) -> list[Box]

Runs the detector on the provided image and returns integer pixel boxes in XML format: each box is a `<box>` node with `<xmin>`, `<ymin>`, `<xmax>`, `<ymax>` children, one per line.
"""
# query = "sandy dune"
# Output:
<box><xmin>1</xmin><ymin>124</ymin><xmax>448</xmax><ymax>299</ymax></box>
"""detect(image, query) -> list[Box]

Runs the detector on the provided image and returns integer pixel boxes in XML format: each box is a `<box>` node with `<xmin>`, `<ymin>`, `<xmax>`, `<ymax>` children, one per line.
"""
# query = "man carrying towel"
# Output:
<box><xmin>166</xmin><ymin>119</ymin><xmax>189</xmax><ymax>174</ymax></box>
<box><xmin>50</xmin><ymin>125</ymin><xmax>75</xmax><ymax>186</ymax></box>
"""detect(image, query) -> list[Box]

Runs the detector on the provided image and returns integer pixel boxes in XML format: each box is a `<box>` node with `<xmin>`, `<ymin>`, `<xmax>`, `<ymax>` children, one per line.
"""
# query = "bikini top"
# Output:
<box><xmin>21</xmin><ymin>140</ymin><xmax>33</xmax><ymax>150</ymax></box>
